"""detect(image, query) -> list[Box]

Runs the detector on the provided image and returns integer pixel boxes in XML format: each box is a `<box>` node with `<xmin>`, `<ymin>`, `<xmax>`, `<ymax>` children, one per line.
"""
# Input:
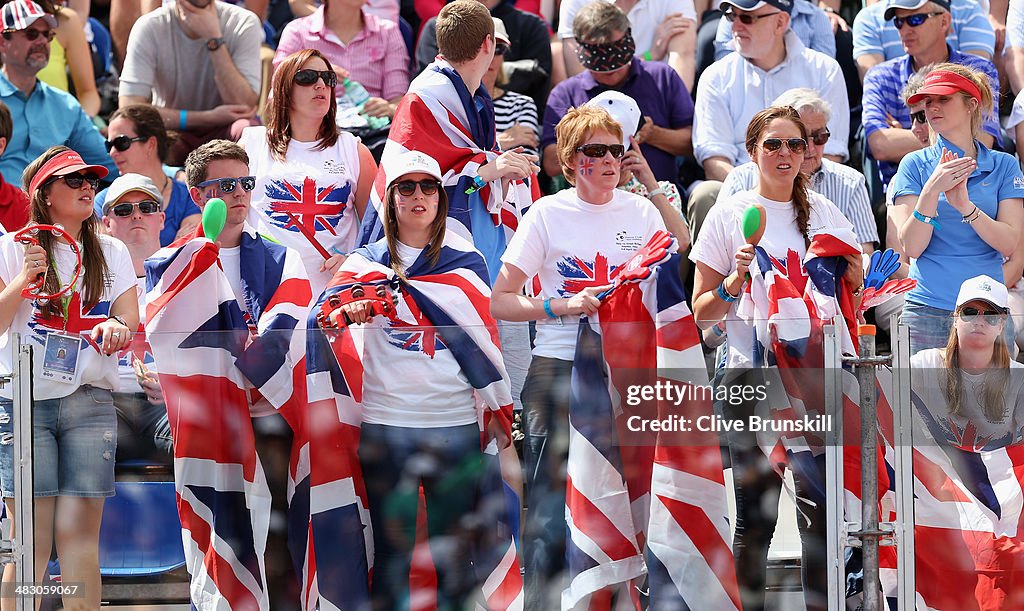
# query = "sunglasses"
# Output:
<box><xmin>3</xmin><ymin>27</ymin><xmax>56</xmax><ymax>41</ymax></box>
<box><xmin>47</xmin><ymin>172</ymin><xmax>100</xmax><ymax>191</ymax></box>
<box><xmin>197</xmin><ymin>176</ymin><xmax>257</xmax><ymax>193</ymax></box>
<box><xmin>495</xmin><ymin>43</ymin><xmax>510</xmax><ymax>56</ymax></box>
<box><xmin>105</xmin><ymin>135</ymin><xmax>148</xmax><ymax>153</ymax></box>
<box><xmin>294</xmin><ymin>69</ymin><xmax>337</xmax><ymax>88</ymax></box>
<box><xmin>959</xmin><ymin>306</ymin><xmax>1004</xmax><ymax>326</ymax></box>
<box><xmin>723</xmin><ymin>10</ymin><xmax>781</xmax><ymax>25</ymax></box>
<box><xmin>394</xmin><ymin>179</ymin><xmax>441</xmax><ymax>197</ymax></box>
<box><xmin>576</xmin><ymin>143</ymin><xmax>626</xmax><ymax>159</ymax></box>
<box><xmin>892</xmin><ymin>12</ymin><xmax>942</xmax><ymax>29</ymax></box>
<box><xmin>760</xmin><ymin>138</ymin><xmax>807</xmax><ymax>154</ymax></box>
<box><xmin>910</xmin><ymin>110</ymin><xmax>927</xmax><ymax>125</ymax></box>
<box><xmin>109</xmin><ymin>200</ymin><xmax>162</xmax><ymax>217</ymax></box>
<box><xmin>808</xmin><ymin>128</ymin><xmax>830</xmax><ymax>146</ymax></box>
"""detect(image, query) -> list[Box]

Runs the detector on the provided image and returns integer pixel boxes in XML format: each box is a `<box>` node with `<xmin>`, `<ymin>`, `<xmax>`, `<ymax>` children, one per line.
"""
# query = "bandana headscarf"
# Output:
<box><xmin>576</xmin><ymin>29</ymin><xmax>635</xmax><ymax>73</ymax></box>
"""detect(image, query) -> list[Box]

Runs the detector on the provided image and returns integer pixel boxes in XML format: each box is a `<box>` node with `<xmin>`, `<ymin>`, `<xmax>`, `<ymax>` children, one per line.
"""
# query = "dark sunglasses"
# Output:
<box><xmin>197</xmin><ymin>176</ymin><xmax>257</xmax><ymax>193</ymax></box>
<box><xmin>105</xmin><ymin>135</ymin><xmax>148</xmax><ymax>153</ymax></box>
<box><xmin>808</xmin><ymin>129</ymin><xmax>830</xmax><ymax>146</ymax></box>
<box><xmin>47</xmin><ymin>172</ymin><xmax>100</xmax><ymax>191</ymax></box>
<box><xmin>959</xmin><ymin>306</ymin><xmax>1004</xmax><ymax>326</ymax></box>
<box><xmin>576</xmin><ymin>143</ymin><xmax>626</xmax><ymax>159</ymax></box>
<box><xmin>892</xmin><ymin>12</ymin><xmax>942</xmax><ymax>29</ymax></box>
<box><xmin>723</xmin><ymin>10</ymin><xmax>781</xmax><ymax>25</ymax></box>
<box><xmin>495</xmin><ymin>43</ymin><xmax>510</xmax><ymax>56</ymax></box>
<box><xmin>761</xmin><ymin>138</ymin><xmax>807</xmax><ymax>154</ymax></box>
<box><xmin>394</xmin><ymin>179</ymin><xmax>441</xmax><ymax>197</ymax></box>
<box><xmin>109</xmin><ymin>200</ymin><xmax>162</xmax><ymax>217</ymax></box>
<box><xmin>2</xmin><ymin>27</ymin><xmax>55</xmax><ymax>41</ymax></box>
<box><xmin>293</xmin><ymin>69</ymin><xmax>337</xmax><ymax>88</ymax></box>
<box><xmin>910</xmin><ymin>110</ymin><xmax>927</xmax><ymax>125</ymax></box>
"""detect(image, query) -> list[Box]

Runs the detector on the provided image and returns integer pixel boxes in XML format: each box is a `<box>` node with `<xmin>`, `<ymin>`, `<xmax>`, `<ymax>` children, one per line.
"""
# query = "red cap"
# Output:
<box><xmin>28</xmin><ymin>150</ymin><xmax>108</xmax><ymax>195</ymax></box>
<box><xmin>906</xmin><ymin>70</ymin><xmax>982</xmax><ymax>106</ymax></box>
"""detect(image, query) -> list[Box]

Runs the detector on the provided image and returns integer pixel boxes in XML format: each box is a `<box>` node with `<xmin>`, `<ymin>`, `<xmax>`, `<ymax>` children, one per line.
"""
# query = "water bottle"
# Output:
<box><xmin>342</xmin><ymin>78</ymin><xmax>390</xmax><ymax>130</ymax></box>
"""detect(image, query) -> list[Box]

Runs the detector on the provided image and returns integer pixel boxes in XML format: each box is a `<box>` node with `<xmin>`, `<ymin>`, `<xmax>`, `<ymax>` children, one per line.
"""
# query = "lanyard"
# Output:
<box><xmin>46</xmin><ymin>250</ymin><xmax>75</xmax><ymax>332</ymax></box>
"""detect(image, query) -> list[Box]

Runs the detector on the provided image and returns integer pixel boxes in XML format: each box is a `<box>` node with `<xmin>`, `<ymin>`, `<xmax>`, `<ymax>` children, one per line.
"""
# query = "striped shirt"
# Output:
<box><xmin>493</xmin><ymin>89</ymin><xmax>539</xmax><ymax>158</ymax></box>
<box><xmin>862</xmin><ymin>46</ymin><xmax>1000</xmax><ymax>187</ymax></box>
<box><xmin>716</xmin><ymin>158</ymin><xmax>880</xmax><ymax>246</ymax></box>
<box><xmin>852</xmin><ymin>0</ymin><xmax>995</xmax><ymax>61</ymax></box>
<box><xmin>715</xmin><ymin>0</ymin><xmax>835</xmax><ymax>60</ymax></box>
<box><xmin>1009</xmin><ymin>0</ymin><xmax>1024</xmax><ymax>49</ymax></box>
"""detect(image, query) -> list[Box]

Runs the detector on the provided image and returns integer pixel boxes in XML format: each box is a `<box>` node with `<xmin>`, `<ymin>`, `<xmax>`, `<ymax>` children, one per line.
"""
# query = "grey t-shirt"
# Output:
<box><xmin>119</xmin><ymin>1</ymin><xmax>262</xmax><ymax>111</ymax></box>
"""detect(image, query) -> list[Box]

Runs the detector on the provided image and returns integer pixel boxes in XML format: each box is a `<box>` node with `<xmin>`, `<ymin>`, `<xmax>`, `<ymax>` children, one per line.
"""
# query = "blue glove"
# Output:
<box><xmin>864</xmin><ymin>248</ymin><xmax>901</xmax><ymax>290</ymax></box>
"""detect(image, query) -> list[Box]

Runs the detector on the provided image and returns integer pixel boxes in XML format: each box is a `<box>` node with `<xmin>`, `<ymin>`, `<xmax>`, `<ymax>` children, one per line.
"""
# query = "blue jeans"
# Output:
<box><xmin>113</xmin><ymin>391</ymin><xmax>172</xmax><ymax>463</ymax></box>
<box><xmin>0</xmin><ymin>385</ymin><xmax>117</xmax><ymax>498</ymax></box>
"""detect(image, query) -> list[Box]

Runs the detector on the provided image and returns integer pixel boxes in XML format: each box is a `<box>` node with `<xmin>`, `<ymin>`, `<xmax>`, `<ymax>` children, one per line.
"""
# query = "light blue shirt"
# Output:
<box><xmin>852</xmin><ymin>0</ymin><xmax>995</xmax><ymax>61</ymax></box>
<box><xmin>715</xmin><ymin>0</ymin><xmax>835</xmax><ymax>60</ymax></box>
<box><xmin>0</xmin><ymin>73</ymin><xmax>116</xmax><ymax>187</ymax></box>
<box><xmin>693</xmin><ymin>31</ymin><xmax>849</xmax><ymax>165</ymax></box>
<box><xmin>889</xmin><ymin>136</ymin><xmax>1024</xmax><ymax>311</ymax></box>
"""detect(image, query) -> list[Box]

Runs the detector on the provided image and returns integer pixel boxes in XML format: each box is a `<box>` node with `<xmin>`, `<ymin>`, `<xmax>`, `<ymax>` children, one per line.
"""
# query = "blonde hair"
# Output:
<box><xmin>554</xmin><ymin>105</ymin><xmax>623</xmax><ymax>185</ymax></box>
<box><xmin>926</xmin><ymin>62</ymin><xmax>994</xmax><ymax>138</ymax></box>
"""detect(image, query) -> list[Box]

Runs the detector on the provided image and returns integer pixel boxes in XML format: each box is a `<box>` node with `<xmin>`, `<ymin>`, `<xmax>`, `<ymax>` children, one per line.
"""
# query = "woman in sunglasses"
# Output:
<box><xmin>890</xmin><ymin>63</ymin><xmax>1024</xmax><ymax>355</ymax></box>
<box><xmin>690</xmin><ymin>105</ymin><xmax>861</xmax><ymax>611</ymax></box>
<box><xmin>240</xmin><ymin>49</ymin><xmax>376</xmax><ymax>295</ymax></box>
<box><xmin>0</xmin><ymin>146</ymin><xmax>139</xmax><ymax>609</ymax></box>
<box><xmin>321</xmin><ymin>150</ymin><xmax>514</xmax><ymax>609</ymax></box>
<box><xmin>94</xmin><ymin>104</ymin><xmax>202</xmax><ymax>246</ymax></box>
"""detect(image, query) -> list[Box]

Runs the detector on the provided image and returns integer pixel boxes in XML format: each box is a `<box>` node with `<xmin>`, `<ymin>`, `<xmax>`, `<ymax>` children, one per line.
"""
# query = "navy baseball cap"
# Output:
<box><xmin>719</xmin><ymin>0</ymin><xmax>794</xmax><ymax>14</ymax></box>
<box><xmin>883</xmin><ymin>0</ymin><xmax>951</xmax><ymax>21</ymax></box>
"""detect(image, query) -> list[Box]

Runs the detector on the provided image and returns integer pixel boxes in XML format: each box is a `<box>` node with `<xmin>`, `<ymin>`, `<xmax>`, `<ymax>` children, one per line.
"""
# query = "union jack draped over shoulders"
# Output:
<box><xmin>143</xmin><ymin>225</ymin><xmax>312</xmax><ymax>610</ymax></box>
<box><xmin>305</xmin><ymin>229</ymin><xmax>522</xmax><ymax>609</ymax></box>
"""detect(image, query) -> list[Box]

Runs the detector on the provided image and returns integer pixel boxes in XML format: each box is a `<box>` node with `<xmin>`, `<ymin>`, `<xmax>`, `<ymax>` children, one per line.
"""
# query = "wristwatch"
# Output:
<box><xmin>206</xmin><ymin>37</ymin><xmax>225</xmax><ymax>51</ymax></box>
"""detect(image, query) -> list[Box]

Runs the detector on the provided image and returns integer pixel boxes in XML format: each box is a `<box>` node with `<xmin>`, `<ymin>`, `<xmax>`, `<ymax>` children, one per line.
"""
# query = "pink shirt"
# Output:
<box><xmin>274</xmin><ymin>7</ymin><xmax>410</xmax><ymax>102</ymax></box>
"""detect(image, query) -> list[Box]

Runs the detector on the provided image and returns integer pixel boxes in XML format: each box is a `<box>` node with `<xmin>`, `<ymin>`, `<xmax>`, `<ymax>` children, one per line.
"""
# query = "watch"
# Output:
<box><xmin>206</xmin><ymin>37</ymin><xmax>225</xmax><ymax>51</ymax></box>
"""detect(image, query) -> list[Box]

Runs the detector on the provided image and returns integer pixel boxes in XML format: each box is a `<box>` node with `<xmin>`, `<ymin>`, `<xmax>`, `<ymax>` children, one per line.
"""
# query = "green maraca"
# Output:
<box><xmin>741</xmin><ymin>203</ymin><xmax>766</xmax><ymax>279</ymax></box>
<box><xmin>202</xmin><ymin>197</ymin><xmax>227</xmax><ymax>243</ymax></box>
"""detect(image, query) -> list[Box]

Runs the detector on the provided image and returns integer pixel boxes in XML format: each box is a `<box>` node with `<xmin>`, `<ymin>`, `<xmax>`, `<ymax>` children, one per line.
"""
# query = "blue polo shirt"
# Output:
<box><xmin>862</xmin><ymin>46</ymin><xmax>1000</xmax><ymax>188</ymax></box>
<box><xmin>94</xmin><ymin>180</ymin><xmax>201</xmax><ymax>247</ymax></box>
<box><xmin>0</xmin><ymin>74</ymin><xmax>116</xmax><ymax>187</ymax></box>
<box><xmin>889</xmin><ymin>135</ymin><xmax>1024</xmax><ymax>311</ymax></box>
<box><xmin>541</xmin><ymin>58</ymin><xmax>694</xmax><ymax>185</ymax></box>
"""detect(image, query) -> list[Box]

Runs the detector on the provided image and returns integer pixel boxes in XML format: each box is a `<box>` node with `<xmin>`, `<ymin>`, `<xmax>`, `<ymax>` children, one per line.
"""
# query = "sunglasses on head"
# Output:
<box><xmin>109</xmin><ymin>200</ymin><xmax>162</xmax><ymax>217</ymax></box>
<box><xmin>760</xmin><ymin>137</ymin><xmax>807</xmax><ymax>154</ymax></box>
<box><xmin>105</xmin><ymin>135</ymin><xmax>148</xmax><ymax>153</ymax></box>
<box><xmin>911</xmin><ymin>110</ymin><xmax>927</xmax><ymax>125</ymax></box>
<box><xmin>808</xmin><ymin>129</ymin><xmax>830</xmax><ymax>146</ymax></box>
<box><xmin>576</xmin><ymin>143</ymin><xmax>626</xmax><ymax>159</ymax></box>
<box><xmin>293</xmin><ymin>69</ymin><xmax>337</xmax><ymax>88</ymax></box>
<box><xmin>197</xmin><ymin>176</ymin><xmax>257</xmax><ymax>193</ymax></box>
<box><xmin>892</xmin><ymin>11</ymin><xmax>942</xmax><ymax>29</ymax></box>
<box><xmin>3</xmin><ymin>27</ymin><xmax>55</xmax><ymax>41</ymax></box>
<box><xmin>723</xmin><ymin>10</ymin><xmax>781</xmax><ymax>25</ymax></box>
<box><xmin>394</xmin><ymin>179</ymin><xmax>441</xmax><ymax>197</ymax></box>
<box><xmin>47</xmin><ymin>173</ymin><xmax>100</xmax><ymax>191</ymax></box>
<box><xmin>495</xmin><ymin>43</ymin><xmax>510</xmax><ymax>56</ymax></box>
<box><xmin>959</xmin><ymin>306</ymin><xmax>1004</xmax><ymax>326</ymax></box>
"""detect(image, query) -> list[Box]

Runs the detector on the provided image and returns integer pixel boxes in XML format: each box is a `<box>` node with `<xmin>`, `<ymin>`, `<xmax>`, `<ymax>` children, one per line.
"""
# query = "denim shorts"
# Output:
<box><xmin>0</xmin><ymin>385</ymin><xmax>117</xmax><ymax>498</ymax></box>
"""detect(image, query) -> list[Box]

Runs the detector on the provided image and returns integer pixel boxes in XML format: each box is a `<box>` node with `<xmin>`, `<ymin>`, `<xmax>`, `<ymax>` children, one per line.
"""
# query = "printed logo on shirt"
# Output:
<box><xmin>263</xmin><ymin>176</ymin><xmax>352</xmax><ymax>241</ymax></box>
<box><xmin>1015</xmin><ymin>176</ymin><xmax>1024</xmax><ymax>190</ymax></box>
<box><xmin>323</xmin><ymin>159</ymin><xmax>349</xmax><ymax>175</ymax></box>
<box><xmin>615</xmin><ymin>231</ymin><xmax>643</xmax><ymax>250</ymax></box>
<box><xmin>383</xmin><ymin>319</ymin><xmax>449</xmax><ymax>358</ymax></box>
<box><xmin>28</xmin><ymin>292</ymin><xmax>109</xmax><ymax>352</ymax></box>
<box><xmin>556</xmin><ymin>253</ymin><xmax>617</xmax><ymax>297</ymax></box>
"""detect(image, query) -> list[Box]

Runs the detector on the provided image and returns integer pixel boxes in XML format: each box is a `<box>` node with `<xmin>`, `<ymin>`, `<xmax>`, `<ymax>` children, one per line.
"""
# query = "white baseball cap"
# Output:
<box><xmin>585</xmin><ymin>91</ymin><xmax>642</xmax><ymax>150</ymax></box>
<box><xmin>956</xmin><ymin>275</ymin><xmax>1009</xmax><ymax>312</ymax></box>
<box><xmin>384</xmin><ymin>151</ymin><xmax>443</xmax><ymax>188</ymax></box>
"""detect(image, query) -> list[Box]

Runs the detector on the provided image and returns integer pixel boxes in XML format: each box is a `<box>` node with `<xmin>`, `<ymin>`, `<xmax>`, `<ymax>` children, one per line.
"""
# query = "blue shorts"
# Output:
<box><xmin>0</xmin><ymin>385</ymin><xmax>117</xmax><ymax>498</ymax></box>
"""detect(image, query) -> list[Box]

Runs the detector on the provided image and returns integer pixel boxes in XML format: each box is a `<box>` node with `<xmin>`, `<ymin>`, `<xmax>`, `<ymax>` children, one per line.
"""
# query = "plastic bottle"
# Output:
<box><xmin>342</xmin><ymin>78</ymin><xmax>390</xmax><ymax>130</ymax></box>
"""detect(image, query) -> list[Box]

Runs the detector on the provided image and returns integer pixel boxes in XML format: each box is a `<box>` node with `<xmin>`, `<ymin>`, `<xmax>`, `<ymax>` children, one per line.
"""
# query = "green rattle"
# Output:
<box><xmin>202</xmin><ymin>197</ymin><xmax>227</xmax><ymax>243</ymax></box>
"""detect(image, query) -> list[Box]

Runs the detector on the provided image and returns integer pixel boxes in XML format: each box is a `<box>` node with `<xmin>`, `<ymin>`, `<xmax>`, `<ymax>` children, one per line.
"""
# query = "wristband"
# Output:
<box><xmin>716</xmin><ymin>281</ymin><xmax>738</xmax><ymax>303</ymax></box>
<box><xmin>179</xmin><ymin>109</ymin><xmax>187</xmax><ymax>131</ymax></box>
<box><xmin>643</xmin><ymin>50</ymin><xmax>653</xmax><ymax>61</ymax></box>
<box><xmin>543</xmin><ymin>298</ymin><xmax>557</xmax><ymax>319</ymax></box>
<box><xmin>913</xmin><ymin>209</ymin><xmax>941</xmax><ymax>229</ymax></box>
<box><xmin>962</xmin><ymin>205</ymin><xmax>980</xmax><ymax>223</ymax></box>
<box><xmin>647</xmin><ymin>187</ymin><xmax>666</xmax><ymax>199</ymax></box>
<box><xmin>108</xmin><ymin>314</ymin><xmax>128</xmax><ymax>328</ymax></box>
<box><xmin>464</xmin><ymin>175</ymin><xmax>487</xmax><ymax>195</ymax></box>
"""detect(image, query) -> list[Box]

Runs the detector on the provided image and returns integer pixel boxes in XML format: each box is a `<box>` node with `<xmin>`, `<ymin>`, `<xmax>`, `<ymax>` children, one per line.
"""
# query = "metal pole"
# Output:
<box><xmin>890</xmin><ymin>313</ymin><xmax>916</xmax><ymax>610</ymax></box>
<box><xmin>857</xmin><ymin>325</ymin><xmax>881</xmax><ymax>611</ymax></box>
<box><xmin>12</xmin><ymin>336</ymin><xmax>33</xmax><ymax>611</ymax></box>
<box><xmin>823</xmin><ymin>324</ymin><xmax>846</xmax><ymax>611</ymax></box>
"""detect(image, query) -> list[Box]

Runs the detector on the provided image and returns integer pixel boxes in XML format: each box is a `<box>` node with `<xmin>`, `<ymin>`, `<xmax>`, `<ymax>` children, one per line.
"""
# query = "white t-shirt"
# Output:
<box><xmin>114</xmin><ymin>276</ymin><xmax>155</xmax><ymax>394</ymax></box>
<box><xmin>0</xmin><ymin>233</ymin><xmax>136</xmax><ymax>399</ymax></box>
<box><xmin>557</xmin><ymin>0</ymin><xmax>697</xmax><ymax>59</ymax></box>
<box><xmin>689</xmin><ymin>190</ymin><xmax>855</xmax><ymax>369</ymax></box>
<box><xmin>240</xmin><ymin>126</ymin><xmax>363</xmax><ymax>296</ymax></box>
<box><xmin>218</xmin><ymin>246</ymin><xmax>247</xmax><ymax>316</ymax></box>
<box><xmin>501</xmin><ymin>188</ymin><xmax>668</xmax><ymax>361</ymax></box>
<box><xmin>911</xmin><ymin>348</ymin><xmax>1024</xmax><ymax>448</ymax></box>
<box><xmin>359</xmin><ymin>241</ymin><xmax>478</xmax><ymax>427</ymax></box>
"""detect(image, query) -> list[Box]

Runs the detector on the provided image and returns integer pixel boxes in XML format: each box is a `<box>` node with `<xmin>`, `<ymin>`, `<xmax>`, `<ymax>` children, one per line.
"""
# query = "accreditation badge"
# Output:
<box><xmin>41</xmin><ymin>332</ymin><xmax>82</xmax><ymax>385</ymax></box>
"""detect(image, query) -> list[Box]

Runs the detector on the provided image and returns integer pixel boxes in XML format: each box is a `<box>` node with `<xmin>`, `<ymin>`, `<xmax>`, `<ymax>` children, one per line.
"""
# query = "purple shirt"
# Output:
<box><xmin>542</xmin><ymin>59</ymin><xmax>693</xmax><ymax>184</ymax></box>
<box><xmin>274</xmin><ymin>7</ymin><xmax>410</xmax><ymax>101</ymax></box>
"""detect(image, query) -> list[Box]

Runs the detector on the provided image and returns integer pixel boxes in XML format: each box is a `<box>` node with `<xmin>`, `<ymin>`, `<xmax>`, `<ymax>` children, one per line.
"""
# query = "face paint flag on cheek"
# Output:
<box><xmin>576</xmin><ymin>29</ymin><xmax>636</xmax><ymax>73</ymax></box>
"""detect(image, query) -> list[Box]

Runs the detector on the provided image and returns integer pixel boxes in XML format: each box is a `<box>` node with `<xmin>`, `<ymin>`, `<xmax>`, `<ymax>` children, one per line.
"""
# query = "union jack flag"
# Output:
<box><xmin>556</xmin><ymin>253</ymin><xmax>616</xmax><ymax>298</ymax></box>
<box><xmin>357</xmin><ymin>58</ymin><xmax>533</xmax><ymax>281</ymax></box>
<box><xmin>263</xmin><ymin>176</ymin><xmax>352</xmax><ymax>261</ymax></box>
<box><xmin>144</xmin><ymin>224</ymin><xmax>312</xmax><ymax>610</ymax></box>
<box><xmin>306</xmin><ymin>230</ymin><xmax>522</xmax><ymax>610</ymax></box>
